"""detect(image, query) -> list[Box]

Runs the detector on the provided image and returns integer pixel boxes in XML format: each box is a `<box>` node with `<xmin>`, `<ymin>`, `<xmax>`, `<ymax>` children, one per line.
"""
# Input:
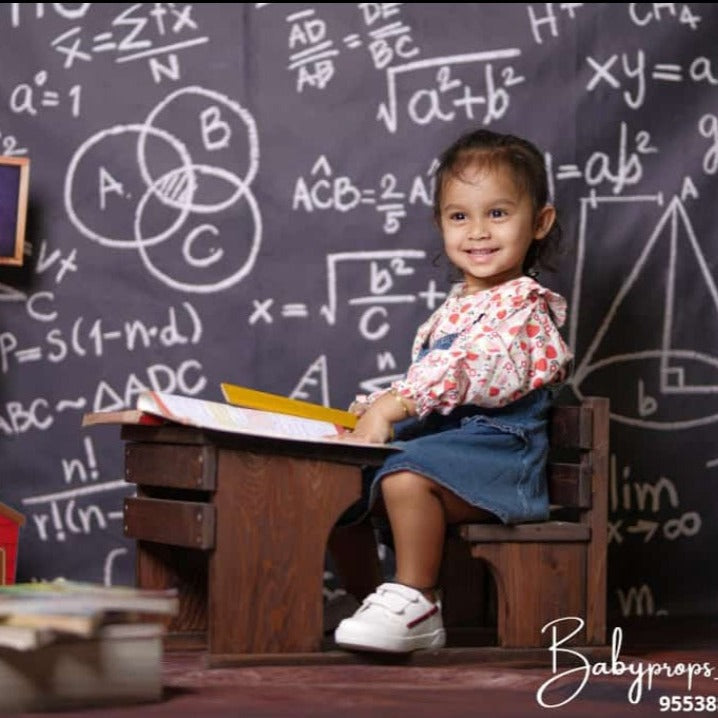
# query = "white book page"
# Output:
<box><xmin>136</xmin><ymin>392</ymin><xmax>352</xmax><ymax>443</ymax></box>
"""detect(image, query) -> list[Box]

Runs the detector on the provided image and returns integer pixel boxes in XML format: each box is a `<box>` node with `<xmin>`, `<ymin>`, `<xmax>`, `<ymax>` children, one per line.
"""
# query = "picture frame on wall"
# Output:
<box><xmin>0</xmin><ymin>156</ymin><xmax>30</xmax><ymax>266</ymax></box>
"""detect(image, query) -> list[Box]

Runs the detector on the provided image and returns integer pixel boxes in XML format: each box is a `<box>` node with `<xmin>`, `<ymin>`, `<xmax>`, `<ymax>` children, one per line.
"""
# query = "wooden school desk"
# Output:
<box><xmin>119</xmin><ymin>422</ymin><xmax>392</xmax><ymax>665</ymax></box>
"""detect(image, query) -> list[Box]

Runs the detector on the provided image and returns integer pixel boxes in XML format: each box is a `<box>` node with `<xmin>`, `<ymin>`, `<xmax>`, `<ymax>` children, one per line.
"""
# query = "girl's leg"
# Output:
<box><xmin>380</xmin><ymin>470</ymin><xmax>492</xmax><ymax>602</ymax></box>
<box><xmin>334</xmin><ymin>470</ymin><xmax>493</xmax><ymax>653</ymax></box>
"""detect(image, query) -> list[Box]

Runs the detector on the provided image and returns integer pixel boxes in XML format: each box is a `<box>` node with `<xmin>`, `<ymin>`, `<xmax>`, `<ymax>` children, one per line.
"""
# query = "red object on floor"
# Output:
<box><xmin>0</xmin><ymin>502</ymin><xmax>25</xmax><ymax>584</ymax></box>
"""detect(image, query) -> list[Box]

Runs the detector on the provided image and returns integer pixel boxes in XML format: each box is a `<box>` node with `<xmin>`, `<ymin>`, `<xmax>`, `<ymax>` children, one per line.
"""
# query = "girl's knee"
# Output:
<box><xmin>380</xmin><ymin>471</ymin><xmax>434</xmax><ymax>500</ymax></box>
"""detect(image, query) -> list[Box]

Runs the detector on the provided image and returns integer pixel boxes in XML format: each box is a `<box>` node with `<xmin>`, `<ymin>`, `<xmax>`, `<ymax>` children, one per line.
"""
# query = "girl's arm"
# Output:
<box><xmin>348</xmin><ymin>389</ymin><xmax>416</xmax><ymax>444</ymax></box>
<box><xmin>390</xmin><ymin>294</ymin><xmax>572</xmax><ymax>416</ymax></box>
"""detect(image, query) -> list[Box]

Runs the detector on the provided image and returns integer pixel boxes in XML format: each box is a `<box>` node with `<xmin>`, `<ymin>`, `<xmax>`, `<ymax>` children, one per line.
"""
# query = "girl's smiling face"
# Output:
<box><xmin>438</xmin><ymin>162</ymin><xmax>556</xmax><ymax>294</ymax></box>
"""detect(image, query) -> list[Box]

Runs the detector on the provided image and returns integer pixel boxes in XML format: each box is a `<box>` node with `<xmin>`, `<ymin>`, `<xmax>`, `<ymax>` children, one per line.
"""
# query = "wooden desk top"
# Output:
<box><xmin>119</xmin><ymin>422</ymin><xmax>397</xmax><ymax>468</ymax></box>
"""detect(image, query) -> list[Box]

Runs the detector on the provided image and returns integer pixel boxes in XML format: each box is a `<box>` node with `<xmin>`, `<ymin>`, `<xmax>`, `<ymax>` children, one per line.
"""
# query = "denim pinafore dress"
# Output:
<box><xmin>343</xmin><ymin>330</ymin><xmax>555</xmax><ymax>526</ymax></box>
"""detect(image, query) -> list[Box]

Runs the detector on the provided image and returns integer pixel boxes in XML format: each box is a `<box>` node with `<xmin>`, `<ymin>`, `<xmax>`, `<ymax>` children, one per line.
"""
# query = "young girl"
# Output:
<box><xmin>332</xmin><ymin>128</ymin><xmax>573</xmax><ymax>653</ymax></box>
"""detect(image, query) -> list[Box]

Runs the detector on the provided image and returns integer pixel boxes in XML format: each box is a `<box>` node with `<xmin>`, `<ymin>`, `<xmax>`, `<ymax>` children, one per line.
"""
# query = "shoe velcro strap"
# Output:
<box><xmin>361</xmin><ymin>583</ymin><xmax>423</xmax><ymax>613</ymax></box>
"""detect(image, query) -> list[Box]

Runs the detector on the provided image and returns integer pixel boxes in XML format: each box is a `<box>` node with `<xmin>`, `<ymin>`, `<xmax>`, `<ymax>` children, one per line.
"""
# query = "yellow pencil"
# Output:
<box><xmin>220</xmin><ymin>383</ymin><xmax>357</xmax><ymax>430</ymax></box>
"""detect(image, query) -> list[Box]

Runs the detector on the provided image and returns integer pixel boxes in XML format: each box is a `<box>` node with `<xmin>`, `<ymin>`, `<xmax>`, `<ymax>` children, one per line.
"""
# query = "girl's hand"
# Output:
<box><xmin>335</xmin><ymin>389</ymin><xmax>415</xmax><ymax>444</ymax></box>
<box><xmin>348</xmin><ymin>407</ymin><xmax>394</xmax><ymax>444</ymax></box>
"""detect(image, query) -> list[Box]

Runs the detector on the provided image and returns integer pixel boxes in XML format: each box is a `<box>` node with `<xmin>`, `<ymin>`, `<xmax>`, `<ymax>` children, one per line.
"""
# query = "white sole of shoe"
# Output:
<box><xmin>334</xmin><ymin>623</ymin><xmax>446</xmax><ymax>653</ymax></box>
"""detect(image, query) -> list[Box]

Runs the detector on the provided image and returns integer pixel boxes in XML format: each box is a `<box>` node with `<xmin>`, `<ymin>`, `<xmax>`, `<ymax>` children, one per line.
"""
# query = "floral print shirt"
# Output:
<box><xmin>367</xmin><ymin>276</ymin><xmax>573</xmax><ymax>418</ymax></box>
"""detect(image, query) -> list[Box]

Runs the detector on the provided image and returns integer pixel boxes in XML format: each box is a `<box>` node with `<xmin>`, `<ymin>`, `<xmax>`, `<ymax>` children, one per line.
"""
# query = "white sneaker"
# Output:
<box><xmin>334</xmin><ymin>582</ymin><xmax>446</xmax><ymax>653</ymax></box>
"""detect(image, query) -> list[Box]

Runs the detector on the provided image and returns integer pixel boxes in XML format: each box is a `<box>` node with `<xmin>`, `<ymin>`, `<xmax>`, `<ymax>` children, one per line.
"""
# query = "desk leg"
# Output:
<box><xmin>208</xmin><ymin>451</ymin><xmax>361</xmax><ymax>658</ymax></box>
<box><xmin>136</xmin><ymin>539</ymin><xmax>208</xmax><ymax>643</ymax></box>
<box><xmin>134</xmin><ymin>487</ymin><xmax>208</xmax><ymax>647</ymax></box>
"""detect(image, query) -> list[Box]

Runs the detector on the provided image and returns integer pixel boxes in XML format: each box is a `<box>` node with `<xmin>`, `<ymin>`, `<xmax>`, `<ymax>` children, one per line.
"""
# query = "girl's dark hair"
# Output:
<box><xmin>432</xmin><ymin>128</ymin><xmax>562</xmax><ymax>276</ymax></box>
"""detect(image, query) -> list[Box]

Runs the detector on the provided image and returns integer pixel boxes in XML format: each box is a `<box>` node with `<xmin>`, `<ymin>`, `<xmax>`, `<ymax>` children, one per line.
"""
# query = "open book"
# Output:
<box><xmin>84</xmin><ymin>391</ymin><xmax>399</xmax><ymax>451</ymax></box>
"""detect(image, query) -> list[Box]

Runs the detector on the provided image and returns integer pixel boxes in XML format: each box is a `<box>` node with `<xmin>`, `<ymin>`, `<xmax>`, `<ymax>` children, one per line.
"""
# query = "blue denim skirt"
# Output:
<box><xmin>340</xmin><ymin>388</ymin><xmax>554</xmax><ymax>527</ymax></box>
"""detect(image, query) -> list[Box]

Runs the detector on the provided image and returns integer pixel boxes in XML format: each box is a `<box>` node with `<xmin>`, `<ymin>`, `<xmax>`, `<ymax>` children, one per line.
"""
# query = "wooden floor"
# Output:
<box><xmin>13</xmin><ymin>618</ymin><xmax>718</xmax><ymax>718</ymax></box>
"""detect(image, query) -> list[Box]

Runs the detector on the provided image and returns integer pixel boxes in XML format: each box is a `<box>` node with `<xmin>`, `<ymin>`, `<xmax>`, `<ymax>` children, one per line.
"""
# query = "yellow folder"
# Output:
<box><xmin>220</xmin><ymin>383</ymin><xmax>358</xmax><ymax>430</ymax></box>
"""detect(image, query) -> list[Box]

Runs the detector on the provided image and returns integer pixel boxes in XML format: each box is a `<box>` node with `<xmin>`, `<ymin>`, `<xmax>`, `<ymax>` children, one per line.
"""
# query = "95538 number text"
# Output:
<box><xmin>659</xmin><ymin>695</ymin><xmax>717</xmax><ymax>712</ymax></box>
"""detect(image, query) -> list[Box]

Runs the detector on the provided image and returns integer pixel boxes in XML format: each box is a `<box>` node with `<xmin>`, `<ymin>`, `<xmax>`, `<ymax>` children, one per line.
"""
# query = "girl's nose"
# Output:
<box><xmin>469</xmin><ymin>220</ymin><xmax>490</xmax><ymax>240</ymax></box>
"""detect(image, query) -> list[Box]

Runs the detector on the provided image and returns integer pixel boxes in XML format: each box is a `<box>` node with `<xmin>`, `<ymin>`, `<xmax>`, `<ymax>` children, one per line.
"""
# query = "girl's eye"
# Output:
<box><xmin>489</xmin><ymin>209</ymin><xmax>507</xmax><ymax>219</ymax></box>
<box><xmin>449</xmin><ymin>211</ymin><xmax>466</xmax><ymax>221</ymax></box>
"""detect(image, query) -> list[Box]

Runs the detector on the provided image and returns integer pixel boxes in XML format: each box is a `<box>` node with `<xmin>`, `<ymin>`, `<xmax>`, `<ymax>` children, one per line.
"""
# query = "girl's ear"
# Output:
<box><xmin>534</xmin><ymin>204</ymin><xmax>556</xmax><ymax>240</ymax></box>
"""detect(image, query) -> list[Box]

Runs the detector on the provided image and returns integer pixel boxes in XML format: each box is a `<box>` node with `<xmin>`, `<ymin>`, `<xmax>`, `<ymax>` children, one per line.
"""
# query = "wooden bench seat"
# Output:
<box><xmin>440</xmin><ymin>396</ymin><xmax>609</xmax><ymax>649</ymax></box>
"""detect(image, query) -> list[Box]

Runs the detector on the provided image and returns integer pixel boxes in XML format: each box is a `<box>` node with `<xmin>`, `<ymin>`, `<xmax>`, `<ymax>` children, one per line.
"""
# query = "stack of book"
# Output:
<box><xmin>0</xmin><ymin>579</ymin><xmax>178</xmax><ymax>713</ymax></box>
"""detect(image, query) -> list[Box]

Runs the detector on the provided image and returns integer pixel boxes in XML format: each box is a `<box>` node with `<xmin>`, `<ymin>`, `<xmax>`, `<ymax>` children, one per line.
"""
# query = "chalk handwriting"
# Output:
<box><xmin>22</xmin><ymin>481</ymin><xmax>128</xmax><ymax>543</ymax></box>
<box><xmin>607</xmin><ymin>454</ymin><xmax>702</xmax><ymax>544</ymax></box>
<box><xmin>0</xmin><ymin>302</ymin><xmax>202</xmax><ymax>373</ymax></box>
<box><xmin>586</xmin><ymin>49</ymin><xmax>717</xmax><ymax>109</ymax></box>
<box><xmin>0</xmin><ymin>360</ymin><xmax>207</xmax><ymax>436</ymax></box>
<box><xmin>8</xmin><ymin>4</ymin><xmax>209</xmax><ymax>82</ymax></box>
<box><xmin>526</xmin><ymin>3</ymin><xmax>585</xmax><ymax>44</ymax></box>
<box><xmin>64</xmin><ymin>86</ymin><xmax>261</xmax><ymax>292</ymax></box>
<box><xmin>377</xmin><ymin>50</ymin><xmax>524</xmax><ymax>133</ymax></box>
<box><xmin>356</xmin><ymin>3</ymin><xmax>420</xmax><ymax>70</ymax></box>
<box><xmin>0</xmin><ymin>126</ymin><xmax>28</xmax><ymax>155</ymax></box>
<box><xmin>698</xmin><ymin>113</ymin><xmax>718</xmax><ymax>174</ymax></box>
<box><xmin>616</xmin><ymin>582</ymin><xmax>667</xmax><ymax>617</ymax></box>
<box><xmin>571</xmin><ymin>195</ymin><xmax>718</xmax><ymax>429</ymax></box>
<box><xmin>290</xmin><ymin>355</ymin><xmax>331</xmax><ymax>407</ymax></box>
<box><xmin>293</xmin><ymin>154</ymin><xmax>435</xmax><ymax>234</ymax></box>
<box><xmin>319</xmin><ymin>250</ymin><xmax>426</xmax><ymax>328</ymax></box>
<box><xmin>286</xmin><ymin>8</ymin><xmax>338</xmax><ymax>92</ymax></box>
<box><xmin>9</xmin><ymin>3</ymin><xmax>92</xmax><ymax>28</ymax></box>
<box><xmin>627</xmin><ymin>3</ymin><xmax>702</xmax><ymax>30</ymax></box>
<box><xmin>284</xmin><ymin>4</ymin><xmax>421</xmax><ymax>93</ymax></box>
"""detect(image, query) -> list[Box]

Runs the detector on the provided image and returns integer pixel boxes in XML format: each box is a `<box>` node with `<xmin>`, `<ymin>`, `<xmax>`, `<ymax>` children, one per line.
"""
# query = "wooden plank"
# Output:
<box><xmin>549</xmin><ymin>405</ymin><xmax>593</xmax><ymax>450</ymax></box>
<box><xmin>469</xmin><ymin>542</ymin><xmax>587</xmax><ymax>648</ymax></box>
<box><xmin>206</xmin><ymin>643</ymin><xmax>612</xmax><ymax>668</ymax></box>
<box><xmin>121</xmin><ymin>424</ymin><xmax>210</xmax><ymax>445</ymax></box>
<box><xmin>124</xmin><ymin>497</ymin><xmax>215</xmax><ymax>549</ymax></box>
<box><xmin>458</xmin><ymin>521</ymin><xmax>590</xmax><ymax>543</ymax></box>
<box><xmin>547</xmin><ymin>458</ymin><xmax>592</xmax><ymax>508</ymax></box>
<box><xmin>582</xmin><ymin>396</ymin><xmax>609</xmax><ymax>645</ymax></box>
<box><xmin>120</xmin><ymin>423</ymin><xmax>393</xmax><ymax>467</ymax></box>
<box><xmin>125</xmin><ymin>443</ymin><xmax>216</xmax><ymax>490</ymax></box>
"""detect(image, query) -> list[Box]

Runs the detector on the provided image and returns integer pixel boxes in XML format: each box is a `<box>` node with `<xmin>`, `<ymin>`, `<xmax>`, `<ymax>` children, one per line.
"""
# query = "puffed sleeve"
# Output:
<box><xmin>389</xmin><ymin>285</ymin><xmax>573</xmax><ymax>417</ymax></box>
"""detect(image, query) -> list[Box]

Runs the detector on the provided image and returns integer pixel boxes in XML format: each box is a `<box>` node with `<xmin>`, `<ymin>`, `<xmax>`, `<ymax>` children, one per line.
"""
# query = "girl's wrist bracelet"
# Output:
<box><xmin>389</xmin><ymin>388</ymin><xmax>412</xmax><ymax>418</ymax></box>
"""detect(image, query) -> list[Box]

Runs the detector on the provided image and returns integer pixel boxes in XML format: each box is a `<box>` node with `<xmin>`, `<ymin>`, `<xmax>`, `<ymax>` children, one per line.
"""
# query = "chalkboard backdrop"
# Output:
<box><xmin>0</xmin><ymin>3</ymin><xmax>716</xmax><ymax>623</ymax></box>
